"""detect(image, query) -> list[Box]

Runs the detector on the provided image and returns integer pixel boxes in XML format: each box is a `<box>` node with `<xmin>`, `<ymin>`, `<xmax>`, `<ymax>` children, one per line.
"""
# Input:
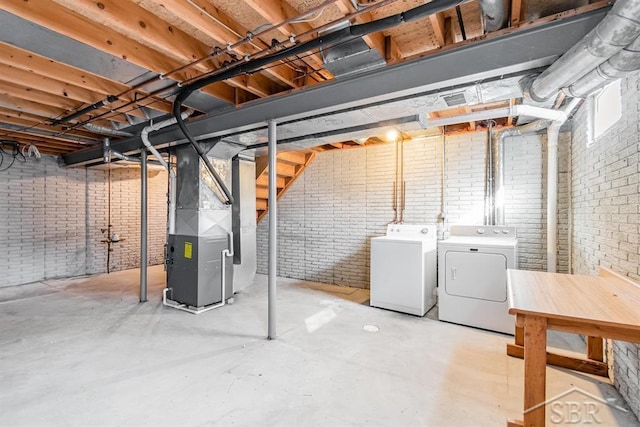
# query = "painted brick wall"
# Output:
<box><xmin>257</xmin><ymin>131</ymin><xmax>566</xmax><ymax>287</ymax></box>
<box><xmin>571</xmin><ymin>73</ymin><xmax>640</xmax><ymax>419</ymax></box>
<box><xmin>0</xmin><ymin>157</ymin><xmax>167</xmax><ymax>287</ymax></box>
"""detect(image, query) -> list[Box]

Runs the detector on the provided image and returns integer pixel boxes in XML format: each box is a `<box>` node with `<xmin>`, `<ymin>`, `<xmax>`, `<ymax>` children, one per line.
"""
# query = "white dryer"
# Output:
<box><xmin>370</xmin><ymin>224</ymin><xmax>437</xmax><ymax>316</ymax></box>
<box><xmin>438</xmin><ymin>225</ymin><xmax>517</xmax><ymax>334</ymax></box>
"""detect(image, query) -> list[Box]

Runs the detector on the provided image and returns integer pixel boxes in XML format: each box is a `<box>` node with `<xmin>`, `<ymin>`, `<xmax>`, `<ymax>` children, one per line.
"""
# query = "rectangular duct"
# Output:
<box><xmin>321</xmin><ymin>22</ymin><xmax>386</xmax><ymax>78</ymax></box>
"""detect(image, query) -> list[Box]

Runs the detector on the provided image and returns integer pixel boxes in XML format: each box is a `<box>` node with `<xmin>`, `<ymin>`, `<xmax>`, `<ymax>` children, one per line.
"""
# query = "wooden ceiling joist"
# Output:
<box><xmin>2</xmin><ymin>0</ymin><xmax>239</xmax><ymax>104</ymax></box>
<box><xmin>139</xmin><ymin>0</ymin><xmax>300</xmax><ymax>89</ymax></box>
<box><xmin>242</xmin><ymin>0</ymin><xmax>333</xmax><ymax>81</ymax></box>
<box><xmin>0</xmin><ymin>41</ymin><xmax>173</xmax><ymax>115</ymax></box>
<box><xmin>49</xmin><ymin>0</ymin><xmax>277</xmax><ymax>100</ymax></box>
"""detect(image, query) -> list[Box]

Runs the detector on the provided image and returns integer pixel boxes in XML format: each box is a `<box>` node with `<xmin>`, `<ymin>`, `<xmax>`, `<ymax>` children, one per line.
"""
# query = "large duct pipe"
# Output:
<box><xmin>141</xmin><ymin>111</ymin><xmax>193</xmax><ymax>235</ymax></box>
<box><xmin>567</xmin><ymin>35</ymin><xmax>640</xmax><ymax>98</ymax></box>
<box><xmin>529</xmin><ymin>0</ymin><xmax>640</xmax><ymax>101</ymax></box>
<box><xmin>478</xmin><ymin>0</ymin><xmax>510</xmax><ymax>33</ymax></box>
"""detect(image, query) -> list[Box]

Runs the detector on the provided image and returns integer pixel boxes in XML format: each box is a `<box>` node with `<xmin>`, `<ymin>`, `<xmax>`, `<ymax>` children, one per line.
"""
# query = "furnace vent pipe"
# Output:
<box><xmin>141</xmin><ymin>111</ymin><xmax>192</xmax><ymax>235</ymax></box>
<box><xmin>478</xmin><ymin>0</ymin><xmax>510</xmax><ymax>33</ymax></box>
<box><xmin>529</xmin><ymin>0</ymin><xmax>640</xmax><ymax>101</ymax></box>
<box><xmin>567</xmin><ymin>35</ymin><xmax>640</xmax><ymax>98</ymax></box>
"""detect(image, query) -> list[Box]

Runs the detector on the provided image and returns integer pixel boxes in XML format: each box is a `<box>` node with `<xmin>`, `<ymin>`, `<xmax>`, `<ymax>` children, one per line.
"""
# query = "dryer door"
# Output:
<box><xmin>444</xmin><ymin>251</ymin><xmax>507</xmax><ymax>302</ymax></box>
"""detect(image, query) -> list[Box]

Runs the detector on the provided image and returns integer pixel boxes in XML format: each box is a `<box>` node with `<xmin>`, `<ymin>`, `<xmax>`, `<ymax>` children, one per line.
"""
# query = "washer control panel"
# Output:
<box><xmin>385</xmin><ymin>224</ymin><xmax>437</xmax><ymax>238</ymax></box>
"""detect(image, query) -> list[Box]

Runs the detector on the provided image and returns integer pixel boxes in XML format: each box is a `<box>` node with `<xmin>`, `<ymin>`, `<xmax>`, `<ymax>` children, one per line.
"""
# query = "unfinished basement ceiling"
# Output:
<box><xmin>0</xmin><ymin>0</ymin><xmax>607</xmax><ymax>157</ymax></box>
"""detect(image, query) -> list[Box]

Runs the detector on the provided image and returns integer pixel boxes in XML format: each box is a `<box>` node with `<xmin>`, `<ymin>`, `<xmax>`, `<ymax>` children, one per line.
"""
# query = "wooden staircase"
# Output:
<box><xmin>256</xmin><ymin>150</ymin><xmax>316</xmax><ymax>222</ymax></box>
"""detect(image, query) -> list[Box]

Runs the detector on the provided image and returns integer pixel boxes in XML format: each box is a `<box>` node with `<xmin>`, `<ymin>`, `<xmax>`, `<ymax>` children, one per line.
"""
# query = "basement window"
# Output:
<box><xmin>592</xmin><ymin>79</ymin><xmax>622</xmax><ymax>141</ymax></box>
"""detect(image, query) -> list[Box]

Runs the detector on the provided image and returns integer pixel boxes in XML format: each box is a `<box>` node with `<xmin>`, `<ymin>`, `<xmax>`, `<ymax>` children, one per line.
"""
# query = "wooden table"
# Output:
<box><xmin>506</xmin><ymin>267</ymin><xmax>640</xmax><ymax>427</ymax></box>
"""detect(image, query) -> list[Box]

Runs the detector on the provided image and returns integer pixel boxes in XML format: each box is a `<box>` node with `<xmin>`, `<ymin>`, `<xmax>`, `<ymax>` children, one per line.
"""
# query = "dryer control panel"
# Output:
<box><xmin>449</xmin><ymin>225</ymin><xmax>516</xmax><ymax>240</ymax></box>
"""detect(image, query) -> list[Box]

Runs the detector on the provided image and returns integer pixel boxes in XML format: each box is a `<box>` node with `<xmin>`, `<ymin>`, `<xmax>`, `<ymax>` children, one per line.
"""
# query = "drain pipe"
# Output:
<box><xmin>546</xmin><ymin>98</ymin><xmax>582</xmax><ymax>272</ymax></box>
<box><xmin>528</xmin><ymin>0</ymin><xmax>640</xmax><ymax>101</ymax></box>
<box><xmin>140</xmin><ymin>111</ymin><xmax>193</xmax><ymax>235</ymax></box>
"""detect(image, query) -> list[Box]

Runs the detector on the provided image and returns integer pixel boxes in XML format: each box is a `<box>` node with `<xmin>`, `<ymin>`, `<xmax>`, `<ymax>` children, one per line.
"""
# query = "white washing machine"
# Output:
<box><xmin>370</xmin><ymin>224</ymin><xmax>437</xmax><ymax>316</ymax></box>
<box><xmin>438</xmin><ymin>225</ymin><xmax>517</xmax><ymax>334</ymax></box>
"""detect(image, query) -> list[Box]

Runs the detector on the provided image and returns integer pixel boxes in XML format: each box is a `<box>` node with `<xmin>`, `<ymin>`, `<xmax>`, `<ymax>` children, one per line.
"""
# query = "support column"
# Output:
<box><xmin>268</xmin><ymin>120</ymin><xmax>277</xmax><ymax>339</ymax></box>
<box><xmin>140</xmin><ymin>150</ymin><xmax>148</xmax><ymax>302</ymax></box>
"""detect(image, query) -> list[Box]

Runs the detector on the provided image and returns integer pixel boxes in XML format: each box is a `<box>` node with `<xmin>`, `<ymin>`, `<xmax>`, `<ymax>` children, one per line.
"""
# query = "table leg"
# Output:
<box><xmin>523</xmin><ymin>315</ymin><xmax>547</xmax><ymax>427</ymax></box>
<box><xmin>587</xmin><ymin>336</ymin><xmax>604</xmax><ymax>362</ymax></box>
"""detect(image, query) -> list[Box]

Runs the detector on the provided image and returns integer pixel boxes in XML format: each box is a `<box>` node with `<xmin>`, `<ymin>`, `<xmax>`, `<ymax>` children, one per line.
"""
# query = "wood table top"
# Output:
<box><xmin>507</xmin><ymin>269</ymin><xmax>640</xmax><ymax>331</ymax></box>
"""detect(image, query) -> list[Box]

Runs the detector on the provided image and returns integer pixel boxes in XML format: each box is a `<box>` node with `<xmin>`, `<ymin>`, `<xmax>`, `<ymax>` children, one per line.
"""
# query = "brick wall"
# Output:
<box><xmin>0</xmin><ymin>156</ymin><xmax>168</xmax><ymax>287</ymax></box>
<box><xmin>571</xmin><ymin>73</ymin><xmax>640</xmax><ymax>419</ymax></box>
<box><xmin>257</xmin><ymin>131</ymin><xmax>565</xmax><ymax>287</ymax></box>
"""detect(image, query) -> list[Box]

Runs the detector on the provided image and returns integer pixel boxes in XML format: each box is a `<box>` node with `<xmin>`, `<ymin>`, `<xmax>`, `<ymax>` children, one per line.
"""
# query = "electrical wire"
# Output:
<box><xmin>0</xmin><ymin>140</ymin><xmax>30</xmax><ymax>171</ymax></box>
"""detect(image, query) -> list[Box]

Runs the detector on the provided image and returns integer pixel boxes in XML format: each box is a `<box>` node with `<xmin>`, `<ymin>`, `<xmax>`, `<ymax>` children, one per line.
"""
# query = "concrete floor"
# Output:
<box><xmin>0</xmin><ymin>266</ymin><xmax>638</xmax><ymax>426</ymax></box>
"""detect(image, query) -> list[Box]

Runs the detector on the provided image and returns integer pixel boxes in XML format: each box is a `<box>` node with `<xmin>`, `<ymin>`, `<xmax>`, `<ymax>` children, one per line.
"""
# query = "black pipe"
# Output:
<box><xmin>53</xmin><ymin>95</ymin><xmax>118</xmax><ymax>126</ymax></box>
<box><xmin>172</xmin><ymin>0</ymin><xmax>463</xmax><ymax>205</ymax></box>
<box><xmin>456</xmin><ymin>6</ymin><xmax>467</xmax><ymax>40</ymax></box>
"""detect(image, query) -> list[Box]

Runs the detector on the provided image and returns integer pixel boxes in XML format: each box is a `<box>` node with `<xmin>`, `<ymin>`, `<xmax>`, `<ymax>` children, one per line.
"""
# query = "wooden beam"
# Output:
<box><xmin>242</xmin><ymin>0</ymin><xmax>333</xmax><ymax>80</ymax></box>
<box><xmin>0</xmin><ymin>41</ymin><xmax>173</xmax><ymax>114</ymax></box>
<box><xmin>138</xmin><ymin>0</ymin><xmax>300</xmax><ymax>89</ymax></box>
<box><xmin>429</xmin><ymin>13</ymin><xmax>447</xmax><ymax>47</ymax></box>
<box><xmin>0</xmin><ymin>113</ymin><xmax>99</xmax><ymax>141</ymax></box>
<box><xmin>0</xmin><ymin>80</ymin><xmax>82</xmax><ymax>111</ymax></box>
<box><xmin>511</xmin><ymin>0</ymin><xmax>523</xmax><ymax>26</ymax></box>
<box><xmin>2</xmin><ymin>0</ymin><xmax>237</xmax><ymax>104</ymax></box>
<box><xmin>49</xmin><ymin>0</ymin><xmax>272</xmax><ymax>100</ymax></box>
<box><xmin>507</xmin><ymin>343</ymin><xmax>608</xmax><ymax>377</ymax></box>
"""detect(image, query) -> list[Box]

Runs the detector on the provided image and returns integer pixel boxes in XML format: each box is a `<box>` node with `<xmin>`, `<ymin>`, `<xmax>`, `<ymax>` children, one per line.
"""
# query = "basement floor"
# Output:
<box><xmin>0</xmin><ymin>266</ymin><xmax>638</xmax><ymax>426</ymax></box>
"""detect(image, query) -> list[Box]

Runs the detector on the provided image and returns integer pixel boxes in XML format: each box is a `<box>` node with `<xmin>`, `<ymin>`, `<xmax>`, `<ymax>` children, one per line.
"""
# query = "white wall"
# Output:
<box><xmin>0</xmin><ymin>157</ymin><xmax>167</xmax><ymax>287</ymax></box>
<box><xmin>257</xmin><ymin>130</ymin><xmax>566</xmax><ymax>287</ymax></box>
<box><xmin>571</xmin><ymin>72</ymin><xmax>640</xmax><ymax>419</ymax></box>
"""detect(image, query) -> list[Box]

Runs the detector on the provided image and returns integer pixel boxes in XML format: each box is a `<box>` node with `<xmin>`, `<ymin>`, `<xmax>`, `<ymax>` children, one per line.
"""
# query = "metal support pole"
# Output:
<box><xmin>140</xmin><ymin>150</ymin><xmax>148</xmax><ymax>302</ymax></box>
<box><xmin>267</xmin><ymin>119</ymin><xmax>277</xmax><ymax>340</ymax></box>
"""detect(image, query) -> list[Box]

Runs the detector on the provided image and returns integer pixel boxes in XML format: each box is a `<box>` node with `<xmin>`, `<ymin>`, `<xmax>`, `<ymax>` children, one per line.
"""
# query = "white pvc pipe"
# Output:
<box><xmin>545</xmin><ymin>98</ymin><xmax>582</xmax><ymax>272</ymax></box>
<box><xmin>546</xmin><ymin>124</ymin><xmax>560</xmax><ymax>273</ymax></box>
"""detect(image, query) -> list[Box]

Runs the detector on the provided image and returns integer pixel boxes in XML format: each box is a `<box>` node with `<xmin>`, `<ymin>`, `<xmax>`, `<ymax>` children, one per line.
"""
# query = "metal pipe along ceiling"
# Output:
<box><xmin>529</xmin><ymin>0</ymin><xmax>640</xmax><ymax>101</ymax></box>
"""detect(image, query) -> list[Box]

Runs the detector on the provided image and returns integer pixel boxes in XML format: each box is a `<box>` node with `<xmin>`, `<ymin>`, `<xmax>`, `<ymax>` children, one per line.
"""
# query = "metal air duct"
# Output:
<box><xmin>567</xmin><ymin>35</ymin><xmax>640</xmax><ymax>97</ymax></box>
<box><xmin>529</xmin><ymin>0</ymin><xmax>640</xmax><ymax>101</ymax></box>
<box><xmin>478</xmin><ymin>0</ymin><xmax>510</xmax><ymax>33</ymax></box>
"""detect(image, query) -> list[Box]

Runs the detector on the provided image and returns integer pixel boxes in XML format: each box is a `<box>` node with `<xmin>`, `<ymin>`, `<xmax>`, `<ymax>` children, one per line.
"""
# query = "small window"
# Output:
<box><xmin>592</xmin><ymin>79</ymin><xmax>622</xmax><ymax>140</ymax></box>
